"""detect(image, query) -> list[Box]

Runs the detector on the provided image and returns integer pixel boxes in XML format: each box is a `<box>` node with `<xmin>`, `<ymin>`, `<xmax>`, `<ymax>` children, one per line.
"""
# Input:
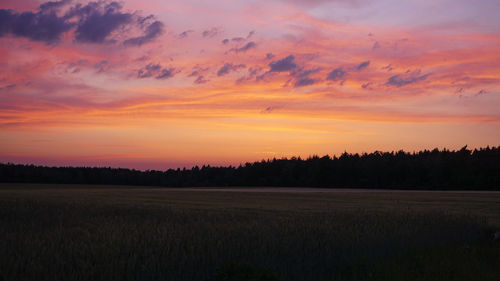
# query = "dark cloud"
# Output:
<box><xmin>266</xmin><ymin>53</ymin><xmax>275</xmax><ymax>60</ymax></box>
<box><xmin>476</xmin><ymin>89</ymin><xmax>487</xmax><ymax>96</ymax></box>
<box><xmin>138</xmin><ymin>63</ymin><xmax>161</xmax><ymax>78</ymax></box>
<box><xmin>230</xmin><ymin>41</ymin><xmax>257</xmax><ymax>53</ymax></box>
<box><xmin>0</xmin><ymin>1</ymin><xmax>73</xmax><ymax>43</ymax></box>
<box><xmin>188</xmin><ymin>70</ymin><xmax>201</xmax><ymax>77</ymax></box>
<box><xmin>137</xmin><ymin>14</ymin><xmax>154</xmax><ymax>25</ymax></box>
<box><xmin>261</xmin><ymin>55</ymin><xmax>319</xmax><ymax>87</ymax></box>
<box><xmin>356</xmin><ymin>61</ymin><xmax>370</xmax><ymax>71</ymax></box>
<box><xmin>217</xmin><ymin>63</ymin><xmax>245</xmax><ymax>76</ymax></box>
<box><xmin>381</xmin><ymin>64</ymin><xmax>393</xmax><ymax>71</ymax></box>
<box><xmin>137</xmin><ymin>63</ymin><xmax>178</xmax><ymax>80</ymax></box>
<box><xmin>222</xmin><ymin>31</ymin><xmax>254</xmax><ymax>45</ymax></box>
<box><xmin>458</xmin><ymin>88</ymin><xmax>488</xmax><ymax>99</ymax></box>
<box><xmin>189</xmin><ymin>71</ymin><xmax>200</xmax><ymax>77</ymax></box>
<box><xmin>156</xmin><ymin>67</ymin><xmax>177</xmax><ymax>80</ymax></box>
<box><xmin>269</xmin><ymin>55</ymin><xmax>297</xmax><ymax>72</ymax></box>
<box><xmin>71</xmin><ymin>2</ymin><xmax>133</xmax><ymax>43</ymax></box>
<box><xmin>236</xmin><ymin>67</ymin><xmax>263</xmax><ymax>84</ymax></box>
<box><xmin>361</xmin><ymin>82</ymin><xmax>373</xmax><ymax>89</ymax></box>
<box><xmin>386</xmin><ymin>70</ymin><xmax>429</xmax><ymax>87</ymax></box>
<box><xmin>65</xmin><ymin>59</ymin><xmax>89</xmax><ymax>73</ymax></box>
<box><xmin>248</xmin><ymin>67</ymin><xmax>261</xmax><ymax>76</ymax></box>
<box><xmin>178</xmin><ymin>30</ymin><xmax>194</xmax><ymax>39</ymax></box>
<box><xmin>294</xmin><ymin>67</ymin><xmax>320</xmax><ymax>78</ymax></box>
<box><xmin>294</xmin><ymin>77</ymin><xmax>316</xmax><ymax>87</ymax></box>
<box><xmin>0</xmin><ymin>0</ymin><xmax>164</xmax><ymax>45</ymax></box>
<box><xmin>194</xmin><ymin>76</ymin><xmax>209</xmax><ymax>84</ymax></box>
<box><xmin>231</xmin><ymin>37</ymin><xmax>245</xmax><ymax>43</ymax></box>
<box><xmin>188</xmin><ymin>66</ymin><xmax>209</xmax><ymax>77</ymax></box>
<box><xmin>123</xmin><ymin>20</ymin><xmax>164</xmax><ymax>46</ymax></box>
<box><xmin>326</xmin><ymin>67</ymin><xmax>345</xmax><ymax>81</ymax></box>
<box><xmin>135</xmin><ymin>55</ymin><xmax>149</xmax><ymax>61</ymax></box>
<box><xmin>39</xmin><ymin>0</ymin><xmax>71</xmax><ymax>11</ymax></box>
<box><xmin>0</xmin><ymin>10</ymin><xmax>10</xmax><ymax>37</ymax></box>
<box><xmin>202</xmin><ymin>27</ymin><xmax>219</xmax><ymax>38</ymax></box>
<box><xmin>0</xmin><ymin>83</ymin><xmax>17</xmax><ymax>91</ymax></box>
<box><xmin>261</xmin><ymin>106</ymin><xmax>281</xmax><ymax>114</ymax></box>
<box><xmin>94</xmin><ymin>60</ymin><xmax>110</xmax><ymax>73</ymax></box>
<box><xmin>291</xmin><ymin>67</ymin><xmax>320</xmax><ymax>87</ymax></box>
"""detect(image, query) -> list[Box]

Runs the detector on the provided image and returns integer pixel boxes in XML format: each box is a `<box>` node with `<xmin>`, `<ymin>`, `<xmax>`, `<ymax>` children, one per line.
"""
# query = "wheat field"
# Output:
<box><xmin>1</xmin><ymin>184</ymin><xmax>499</xmax><ymax>281</ymax></box>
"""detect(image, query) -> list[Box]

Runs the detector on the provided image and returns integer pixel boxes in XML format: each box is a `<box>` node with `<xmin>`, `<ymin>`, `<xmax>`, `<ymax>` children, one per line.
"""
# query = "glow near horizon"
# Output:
<box><xmin>0</xmin><ymin>0</ymin><xmax>499</xmax><ymax>170</ymax></box>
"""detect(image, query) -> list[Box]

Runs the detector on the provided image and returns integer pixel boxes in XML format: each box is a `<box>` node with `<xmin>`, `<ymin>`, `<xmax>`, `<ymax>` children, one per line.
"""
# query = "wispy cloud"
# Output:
<box><xmin>202</xmin><ymin>27</ymin><xmax>220</xmax><ymax>38</ymax></box>
<box><xmin>124</xmin><ymin>20</ymin><xmax>164</xmax><ymax>46</ymax></box>
<box><xmin>356</xmin><ymin>61</ymin><xmax>370</xmax><ymax>71</ymax></box>
<box><xmin>138</xmin><ymin>63</ymin><xmax>178</xmax><ymax>79</ymax></box>
<box><xmin>178</xmin><ymin>30</ymin><xmax>194</xmax><ymax>39</ymax></box>
<box><xmin>229</xmin><ymin>41</ymin><xmax>257</xmax><ymax>53</ymax></box>
<box><xmin>386</xmin><ymin>70</ymin><xmax>430</xmax><ymax>87</ymax></box>
<box><xmin>217</xmin><ymin>63</ymin><xmax>245</xmax><ymax>76</ymax></box>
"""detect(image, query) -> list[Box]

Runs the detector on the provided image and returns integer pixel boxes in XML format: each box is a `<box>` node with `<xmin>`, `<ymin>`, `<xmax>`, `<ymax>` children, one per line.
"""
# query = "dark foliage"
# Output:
<box><xmin>1</xmin><ymin>146</ymin><xmax>499</xmax><ymax>189</ymax></box>
<box><xmin>213</xmin><ymin>263</ymin><xmax>279</xmax><ymax>281</ymax></box>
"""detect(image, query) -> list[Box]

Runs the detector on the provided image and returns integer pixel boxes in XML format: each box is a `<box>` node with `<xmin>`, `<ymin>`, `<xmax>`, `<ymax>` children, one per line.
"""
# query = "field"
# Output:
<box><xmin>1</xmin><ymin>184</ymin><xmax>499</xmax><ymax>281</ymax></box>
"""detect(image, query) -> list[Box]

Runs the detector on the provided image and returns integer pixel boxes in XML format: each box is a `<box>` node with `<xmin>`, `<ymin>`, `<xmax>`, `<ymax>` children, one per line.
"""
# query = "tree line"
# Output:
<box><xmin>1</xmin><ymin>146</ymin><xmax>499</xmax><ymax>190</ymax></box>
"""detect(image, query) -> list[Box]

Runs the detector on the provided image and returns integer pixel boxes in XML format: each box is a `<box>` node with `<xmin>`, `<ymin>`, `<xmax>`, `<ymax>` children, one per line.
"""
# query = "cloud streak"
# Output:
<box><xmin>123</xmin><ymin>20</ymin><xmax>164</xmax><ymax>46</ymax></box>
<box><xmin>230</xmin><ymin>41</ymin><xmax>257</xmax><ymax>53</ymax></box>
<box><xmin>217</xmin><ymin>63</ymin><xmax>246</xmax><ymax>76</ymax></box>
<box><xmin>356</xmin><ymin>61</ymin><xmax>370</xmax><ymax>71</ymax></box>
<box><xmin>138</xmin><ymin>63</ymin><xmax>178</xmax><ymax>80</ymax></box>
<box><xmin>202</xmin><ymin>27</ymin><xmax>220</xmax><ymax>38</ymax></box>
<box><xmin>386</xmin><ymin>70</ymin><xmax>430</xmax><ymax>87</ymax></box>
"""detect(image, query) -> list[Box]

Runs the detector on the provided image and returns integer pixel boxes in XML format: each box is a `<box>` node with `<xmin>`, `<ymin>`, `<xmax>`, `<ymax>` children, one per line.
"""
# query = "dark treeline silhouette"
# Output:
<box><xmin>1</xmin><ymin>146</ymin><xmax>499</xmax><ymax>189</ymax></box>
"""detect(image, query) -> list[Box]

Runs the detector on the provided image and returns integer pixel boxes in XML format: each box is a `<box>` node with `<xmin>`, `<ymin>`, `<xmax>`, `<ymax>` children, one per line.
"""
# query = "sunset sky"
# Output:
<box><xmin>1</xmin><ymin>0</ymin><xmax>499</xmax><ymax>170</ymax></box>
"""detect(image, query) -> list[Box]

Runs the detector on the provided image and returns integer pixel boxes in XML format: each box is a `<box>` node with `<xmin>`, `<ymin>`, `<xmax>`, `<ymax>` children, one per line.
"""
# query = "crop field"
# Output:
<box><xmin>1</xmin><ymin>184</ymin><xmax>499</xmax><ymax>281</ymax></box>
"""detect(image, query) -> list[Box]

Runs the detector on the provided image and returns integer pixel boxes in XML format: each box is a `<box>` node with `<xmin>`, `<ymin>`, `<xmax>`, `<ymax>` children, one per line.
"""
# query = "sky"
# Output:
<box><xmin>0</xmin><ymin>0</ymin><xmax>499</xmax><ymax>170</ymax></box>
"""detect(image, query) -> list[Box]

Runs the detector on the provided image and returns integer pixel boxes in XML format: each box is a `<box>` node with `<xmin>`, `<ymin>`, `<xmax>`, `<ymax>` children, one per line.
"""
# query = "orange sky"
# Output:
<box><xmin>1</xmin><ymin>0</ymin><xmax>499</xmax><ymax>169</ymax></box>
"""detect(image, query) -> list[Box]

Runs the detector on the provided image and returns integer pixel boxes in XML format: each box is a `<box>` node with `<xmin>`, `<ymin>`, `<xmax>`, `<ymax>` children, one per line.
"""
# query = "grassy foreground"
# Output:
<box><xmin>0</xmin><ymin>184</ymin><xmax>499</xmax><ymax>281</ymax></box>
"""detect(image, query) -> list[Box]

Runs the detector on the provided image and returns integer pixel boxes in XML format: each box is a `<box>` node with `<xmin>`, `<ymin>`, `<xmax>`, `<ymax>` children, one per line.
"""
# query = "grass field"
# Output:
<box><xmin>1</xmin><ymin>184</ymin><xmax>499</xmax><ymax>281</ymax></box>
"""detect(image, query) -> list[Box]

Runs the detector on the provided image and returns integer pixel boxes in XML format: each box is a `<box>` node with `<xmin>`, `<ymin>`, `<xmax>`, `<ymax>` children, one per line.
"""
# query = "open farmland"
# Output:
<box><xmin>1</xmin><ymin>184</ymin><xmax>499</xmax><ymax>281</ymax></box>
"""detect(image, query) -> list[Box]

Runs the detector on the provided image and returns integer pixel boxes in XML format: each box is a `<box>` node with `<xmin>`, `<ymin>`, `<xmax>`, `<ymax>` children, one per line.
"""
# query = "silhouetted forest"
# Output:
<box><xmin>1</xmin><ymin>146</ymin><xmax>499</xmax><ymax>189</ymax></box>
